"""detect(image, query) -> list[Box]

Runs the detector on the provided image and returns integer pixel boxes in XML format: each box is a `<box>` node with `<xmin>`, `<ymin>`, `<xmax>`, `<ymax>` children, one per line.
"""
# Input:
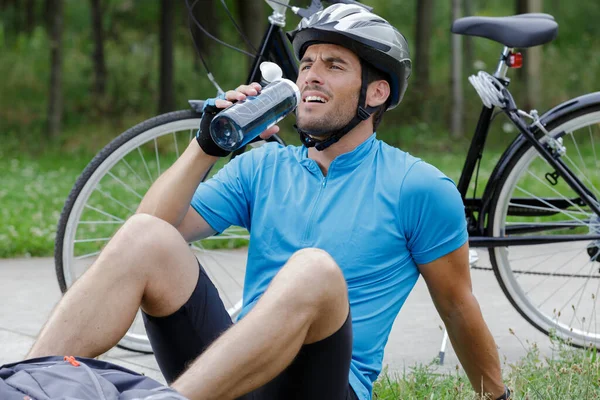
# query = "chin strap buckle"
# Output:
<box><xmin>357</xmin><ymin>106</ymin><xmax>371</xmax><ymax>121</ymax></box>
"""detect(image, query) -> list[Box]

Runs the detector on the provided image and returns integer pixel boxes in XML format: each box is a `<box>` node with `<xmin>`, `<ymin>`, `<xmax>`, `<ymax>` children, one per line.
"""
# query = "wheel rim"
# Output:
<box><xmin>61</xmin><ymin>116</ymin><xmax>247</xmax><ymax>352</ymax></box>
<box><xmin>492</xmin><ymin>111</ymin><xmax>600</xmax><ymax>348</ymax></box>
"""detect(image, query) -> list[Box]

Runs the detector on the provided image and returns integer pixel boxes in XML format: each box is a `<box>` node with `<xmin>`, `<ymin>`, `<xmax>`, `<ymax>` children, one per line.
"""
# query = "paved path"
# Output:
<box><xmin>0</xmin><ymin>253</ymin><xmax>559</xmax><ymax>386</ymax></box>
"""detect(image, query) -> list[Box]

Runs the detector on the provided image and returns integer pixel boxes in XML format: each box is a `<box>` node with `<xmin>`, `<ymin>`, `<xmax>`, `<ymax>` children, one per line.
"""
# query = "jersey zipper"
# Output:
<box><xmin>301</xmin><ymin>175</ymin><xmax>328</xmax><ymax>244</ymax></box>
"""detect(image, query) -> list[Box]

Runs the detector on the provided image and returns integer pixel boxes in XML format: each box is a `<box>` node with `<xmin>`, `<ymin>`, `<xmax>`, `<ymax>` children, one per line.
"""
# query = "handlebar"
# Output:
<box><xmin>296</xmin><ymin>0</ymin><xmax>372</xmax><ymax>18</ymax></box>
<box><xmin>268</xmin><ymin>0</ymin><xmax>372</xmax><ymax>19</ymax></box>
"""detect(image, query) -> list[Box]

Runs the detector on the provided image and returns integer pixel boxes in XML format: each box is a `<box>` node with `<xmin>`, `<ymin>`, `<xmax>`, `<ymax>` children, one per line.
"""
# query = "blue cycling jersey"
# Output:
<box><xmin>191</xmin><ymin>133</ymin><xmax>468</xmax><ymax>400</ymax></box>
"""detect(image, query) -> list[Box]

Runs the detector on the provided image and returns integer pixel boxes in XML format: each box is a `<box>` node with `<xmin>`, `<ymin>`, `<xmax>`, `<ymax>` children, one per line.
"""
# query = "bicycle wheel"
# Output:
<box><xmin>55</xmin><ymin>109</ymin><xmax>283</xmax><ymax>353</ymax></box>
<box><xmin>489</xmin><ymin>106</ymin><xmax>600</xmax><ymax>348</ymax></box>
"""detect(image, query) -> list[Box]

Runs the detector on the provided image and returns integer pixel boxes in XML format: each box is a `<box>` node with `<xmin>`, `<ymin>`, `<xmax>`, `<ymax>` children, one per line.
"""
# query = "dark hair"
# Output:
<box><xmin>363</xmin><ymin>62</ymin><xmax>389</xmax><ymax>131</ymax></box>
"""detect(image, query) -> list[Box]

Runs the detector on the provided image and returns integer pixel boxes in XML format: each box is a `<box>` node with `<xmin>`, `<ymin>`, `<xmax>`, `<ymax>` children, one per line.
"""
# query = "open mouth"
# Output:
<box><xmin>303</xmin><ymin>95</ymin><xmax>328</xmax><ymax>104</ymax></box>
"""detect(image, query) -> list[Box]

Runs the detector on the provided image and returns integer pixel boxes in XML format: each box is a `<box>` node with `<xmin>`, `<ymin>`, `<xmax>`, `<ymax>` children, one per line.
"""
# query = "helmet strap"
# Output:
<box><xmin>296</xmin><ymin>59</ymin><xmax>379</xmax><ymax>151</ymax></box>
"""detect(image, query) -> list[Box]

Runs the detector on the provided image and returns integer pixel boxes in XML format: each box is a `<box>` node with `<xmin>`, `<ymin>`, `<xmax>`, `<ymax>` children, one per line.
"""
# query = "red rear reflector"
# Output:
<box><xmin>508</xmin><ymin>52</ymin><xmax>523</xmax><ymax>68</ymax></box>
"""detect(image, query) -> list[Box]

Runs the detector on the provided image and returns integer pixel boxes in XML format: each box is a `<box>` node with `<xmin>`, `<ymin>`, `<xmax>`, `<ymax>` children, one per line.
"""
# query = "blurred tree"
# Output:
<box><xmin>47</xmin><ymin>0</ymin><xmax>63</xmax><ymax>139</ymax></box>
<box><xmin>450</xmin><ymin>0</ymin><xmax>464</xmax><ymax>138</ymax></box>
<box><xmin>90</xmin><ymin>0</ymin><xmax>107</xmax><ymax>97</ymax></box>
<box><xmin>463</xmin><ymin>0</ymin><xmax>474</xmax><ymax>72</ymax></box>
<box><xmin>516</xmin><ymin>0</ymin><xmax>542</xmax><ymax>110</ymax></box>
<box><xmin>235</xmin><ymin>0</ymin><xmax>266</xmax><ymax>74</ymax></box>
<box><xmin>188</xmin><ymin>0</ymin><xmax>218</xmax><ymax>58</ymax></box>
<box><xmin>25</xmin><ymin>0</ymin><xmax>35</xmax><ymax>34</ymax></box>
<box><xmin>414</xmin><ymin>0</ymin><xmax>433</xmax><ymax>112</ymax></box>
<box><xmin>159</xmin><ymin>0</ymin><xmax>175</xmax><ymax>114</ymax></box>
<box><xmin>235</xmin><ymin>0</ymin><xmax>265</xmax><ymax>50</ymax></box>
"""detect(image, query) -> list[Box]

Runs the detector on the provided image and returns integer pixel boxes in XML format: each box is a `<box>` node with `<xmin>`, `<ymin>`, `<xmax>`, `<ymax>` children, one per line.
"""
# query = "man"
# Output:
<box><xmin>28</xmin><ymin>4</ymin><xmax>510</xmax><ymax>400</ymax></box>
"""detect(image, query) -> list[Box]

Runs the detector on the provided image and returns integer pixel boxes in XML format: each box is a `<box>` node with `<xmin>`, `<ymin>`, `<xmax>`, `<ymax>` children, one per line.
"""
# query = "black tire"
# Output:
<box><xmin>488</xmin><ymin>105</ymin><xmax>600</xmax><ymax>349</ymax></box>
<box><xmin>54</xmin><ymin>109</ymin><xmax>285</xmax><ymax>353</ymax></box>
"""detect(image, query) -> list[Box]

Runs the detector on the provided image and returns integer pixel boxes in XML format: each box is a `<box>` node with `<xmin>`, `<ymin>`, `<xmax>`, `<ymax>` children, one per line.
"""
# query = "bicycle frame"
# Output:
<box><xmin>458</xmin><ymin>47</ymin><xmax>600</xmax><ymax>248</ymax></box>
<box><xmin>245</xmin><ymin>22</ymin><xmax>298</xmax><ymax>86</ymax></box>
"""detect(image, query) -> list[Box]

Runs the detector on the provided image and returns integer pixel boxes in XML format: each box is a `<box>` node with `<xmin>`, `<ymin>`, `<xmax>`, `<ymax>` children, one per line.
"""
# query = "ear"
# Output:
<box><xmin>366</xmin><ymin>80</ymin><xmax>390</xmax><ymax>108</ymax></box>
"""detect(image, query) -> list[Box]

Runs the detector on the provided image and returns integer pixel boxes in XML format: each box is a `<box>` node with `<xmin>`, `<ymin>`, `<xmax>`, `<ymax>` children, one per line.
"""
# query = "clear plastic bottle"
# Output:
<box><xmin>210</xmin><ymin>78</ymin><xmax>301</xmax><ymax>152</ymax></box>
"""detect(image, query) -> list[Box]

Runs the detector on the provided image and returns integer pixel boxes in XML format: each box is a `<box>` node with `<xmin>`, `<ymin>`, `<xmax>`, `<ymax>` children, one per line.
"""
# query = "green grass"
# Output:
<box><xmin>0</xmin><ymin>152</ymin><xmax>91</xmax><ymax>257</ymax></box>
<box><xmin>3</xmin><ymin>121</ymin><xmax>600</xmax><ymax>259</ymax></box>
<box><xmin>373</xmin><ymin>334</ymin><xmax>600</xmax><ymax>399</ymax></box>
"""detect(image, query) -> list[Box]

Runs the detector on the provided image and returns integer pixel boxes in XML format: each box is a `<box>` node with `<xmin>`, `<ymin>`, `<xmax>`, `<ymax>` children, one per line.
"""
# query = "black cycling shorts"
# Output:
<box><xmin>142</xmin><ymin>261</ymin><xmax>358</xmax><ymax>400</ymax></box>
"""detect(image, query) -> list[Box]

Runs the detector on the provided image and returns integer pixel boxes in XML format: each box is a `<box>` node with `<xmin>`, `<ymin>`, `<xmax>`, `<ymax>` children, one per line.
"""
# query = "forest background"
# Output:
<box><xmin>1</xmin><ymin>0</ymin><xmax>599</xmax><ymax>257</ymax></box>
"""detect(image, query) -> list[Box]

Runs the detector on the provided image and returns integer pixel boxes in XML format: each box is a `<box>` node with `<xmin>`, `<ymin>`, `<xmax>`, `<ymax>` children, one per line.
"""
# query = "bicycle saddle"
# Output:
<box><xmin>451</xmin><ymin>13</ymin><xmax>558</xmax><ymax>48</ymax></box>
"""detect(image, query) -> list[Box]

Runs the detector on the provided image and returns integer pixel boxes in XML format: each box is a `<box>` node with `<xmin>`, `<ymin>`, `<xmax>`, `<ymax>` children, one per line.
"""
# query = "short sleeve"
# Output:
<box><xmin>399</xmin><ymin>161</ymin><xmax>468</xmax><ymax>265</ymax></box>
<box><xmin>190</xmin><ymin>150</ymin><xmax>258</xmax><ymax>234</ymax></box>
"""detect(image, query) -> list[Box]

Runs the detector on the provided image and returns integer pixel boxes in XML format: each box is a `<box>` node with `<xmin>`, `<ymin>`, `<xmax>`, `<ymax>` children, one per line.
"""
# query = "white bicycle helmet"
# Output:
<box><xmin>289</xmin><ymin>3</ymin><xmax>412</xmax><ymax>110</ymax></box>
<box><xmin>288</xmin><ymin>3</ymin><xmax>412</xmax><ymax>150</ymax></box>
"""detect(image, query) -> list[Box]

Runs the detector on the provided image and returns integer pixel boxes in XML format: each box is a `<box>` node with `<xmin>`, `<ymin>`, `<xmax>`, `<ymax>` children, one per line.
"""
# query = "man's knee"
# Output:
<box><xmin>99</xmin><ymin>213</ymin><xmax>189</xmax><ymax>273</ymax></box>
<box><xmin>110</xmin><ymin>213</ymin><xmax>178</xmax><ymax>253</ymax></box>
<box><xmin>285</xmin><ymin>248</ymin><xmax>347</xmax><ymax>301</ymax></box>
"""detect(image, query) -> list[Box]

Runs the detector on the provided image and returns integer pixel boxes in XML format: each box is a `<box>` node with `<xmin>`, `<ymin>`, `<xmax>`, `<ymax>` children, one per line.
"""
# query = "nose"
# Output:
<box><xmin>303</xmin><ymin>62</ymin><xmax>325</xmax><ymax>86</ymax></box>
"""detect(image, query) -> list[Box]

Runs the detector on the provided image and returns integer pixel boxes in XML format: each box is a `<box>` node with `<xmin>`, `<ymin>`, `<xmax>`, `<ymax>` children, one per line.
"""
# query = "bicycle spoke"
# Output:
<box><xmin>537</xmin><ymin>258</ymin><xmax>591</xmax><ymax>308</ymax></box>
<box><xmin>74</xmin><ymin>237</ymin><xmax>112</xmax><ymax>243</ymax></box>
<box><xmin>154</xmin><ymin>138</ymin><xmax>161</xmax><ymax>179</ymax></box>
<box><xmin>515</xmin><ymin>185</ymin><xmax>588</xmax><ymax>226</ymax></box>
<box><xmin>173</xmin><ymin>132</ymin><xmax>180</xmax><ymax>159</ymax></box>
<box><xmin>121</xmin><ymin>158</ymin><xmax>147</xmax><ymax>186</ymax></box>
<box><xmin>566</xmin><ymin>261</ymin><xmax>596</xmax><ymax>330</ymax></box>
<box><xmin>83</xmin><ymin>204</ymin><xmax>125</xmax><ymax>222</ymax></box>
<box><xmin>524</xmin><ymin>251</ymin><xmax>580</xmax><ymax>297</ymax></box>
<box><xmin>510</xmin><ymin>252</ymin><xmax>555</xmax><ymax>278</ymax></box>
<box><xmin>507</xmin><ymin>202</ymin><xmax>590</xmax><ymax>217</ymax></box>
<box><xmin>508</xmin><ymin>246</ymin><xmax>580</xmax><ymax>263</ymax></box>
<box><xmin>525</xmin><ymin>169</ymin><xmax>589</xmax><ymax>215</ymax></box>
<box><xmin>567</xmin><ymin>131</ymin><xmax>591</xmax><ymax>182</ymax></box>
<box><xmin>75</xmin><ymin>250</ymin><xmax>102</xmax><ymax>260</ymax></box>
<box><xmin>137</xmin><ymin>147</ymin><xmax>153</xmax><ymax>183</ymax></box>
<box><xmin>505</xmin><ymin>220</ymin><xmax>590</xmax><ymax>227</ymax></box>
<box><xmin>78</xmin><ymin>220</ymin><xmax>123</xmax><ymax>225</ymax></box>
<box><xmin>562</xmin><ymin>153</ymin><xmax>600</xmax><ymax>201</ymax></box>
<box><xmin>203</xmin><ymin>235</ymin><xmax>250</xmax><ymax>240</ymax></box>
<box><xmin>94</xmin><ymin>187</ymin><xmax>136</xmax><ymax>213</ymax></box>
<box><xmin>106</xmin><ymin>171</ymin><xmax>144</xmax><ymax>200</ymax></box>
<box><xmin>587</xmin><ymin>280</ymin><xmax>600</xmax><ymax>340</ymax></box>
<box><xmin>590</xmin><ymin>126</ymin><xmax>598</xmax><ymax>182</ymax></box>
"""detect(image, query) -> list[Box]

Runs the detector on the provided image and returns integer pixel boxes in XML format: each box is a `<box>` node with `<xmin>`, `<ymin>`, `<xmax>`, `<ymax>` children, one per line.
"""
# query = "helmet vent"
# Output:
<box><xmin>349</xmin><ymin>20</ymin><xmax>387</xmax><ymax>29</ymax></box>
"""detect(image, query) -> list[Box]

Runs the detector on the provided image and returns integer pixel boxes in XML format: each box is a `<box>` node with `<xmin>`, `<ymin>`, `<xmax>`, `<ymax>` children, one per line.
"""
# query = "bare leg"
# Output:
<box><xmin>172</xmin><ymin>248</ymin><xmax>350</xmax><ymax>400</ymax></box>
<box><xmin>27</xmin><ymin>214</ymin><xmax>199</xmax><ymax>358</ymax></box>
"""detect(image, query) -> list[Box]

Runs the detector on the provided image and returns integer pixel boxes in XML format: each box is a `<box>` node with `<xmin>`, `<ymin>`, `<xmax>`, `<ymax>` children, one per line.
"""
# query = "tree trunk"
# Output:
<box><xmin>189</xmin><ymin>0</ymin><xmax>218</xmax><ymax>58</ymax></box>
<box><xmin>47</xmin><ymin>0</ymin><xmax>63</xmax><ymax>139</ymax></box>
<box><xmin>515</xmin><ymin>0</ymin><xmax>527</xmax><ymax>80</ymax></box>
<box><xmin>25</xmin><ymin>0</ymin><xmax>35</xmax><ymax>34</ymax></box>
<box><xmin>524</xmin><ymin>0</ymin><xmax>542</xmax><ymax>110</ymax></box>
<box><xmin>450</xmin><ymin>0</ymin><xmax>464</xmax><ymax>138</ymax></box>
<box><xmin>90</xmin><ymin>0</ymin><xmax>107</xmax><ymax>97</ymax></box>
<box><xmin>235</xmin><ymin>0</ymin><xmax>266</xmax><ymax>52</ymax></box>
<box><xmin>159</xmin><ymin>0</ymin><xmax>175</xmax><ymax>114</ymax></box>
<box><xmin>14</xmin><ymin>0</ymin><xmax>22</xmax><ymax>33</ymax></box>
<box><xmin>463</xmin><ymin>0</ymin><xmax>473</xmax><ymax>72</ymax></box>
<box><xmin>515</xmin><ymin>0</ymin><xmax>542</xmax><ymax>110</ymax></box>
<box><xmin>414</xmin><ymin>0</ymin><xmax>433</xmax><ymax>106</ymax></box>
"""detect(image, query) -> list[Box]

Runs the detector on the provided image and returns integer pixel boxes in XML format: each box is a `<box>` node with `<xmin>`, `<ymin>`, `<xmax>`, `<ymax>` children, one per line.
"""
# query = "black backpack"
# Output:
<box><xmin>0</xmin><ymin>356</ymin><xmax>188</xmax><ymax>400</ymax></box>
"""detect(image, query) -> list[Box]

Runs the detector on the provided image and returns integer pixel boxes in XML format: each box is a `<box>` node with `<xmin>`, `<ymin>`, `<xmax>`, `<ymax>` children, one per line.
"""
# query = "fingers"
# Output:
<box><xmin>222</xmin><ymin>82</ymin><xmax>262</xmax><ymax>105</ymax></box>
<box><xmin>258</xmin><ymin>124</ymin><xmax>280</xmax><ymax>140</ymax></box>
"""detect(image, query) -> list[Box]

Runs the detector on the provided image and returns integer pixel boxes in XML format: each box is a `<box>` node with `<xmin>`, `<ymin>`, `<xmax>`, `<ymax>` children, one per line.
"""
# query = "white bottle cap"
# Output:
<box><xmin>260</xmin><ymin>62</ymin><xmax>283</xmax><ymax>83</ymax></box>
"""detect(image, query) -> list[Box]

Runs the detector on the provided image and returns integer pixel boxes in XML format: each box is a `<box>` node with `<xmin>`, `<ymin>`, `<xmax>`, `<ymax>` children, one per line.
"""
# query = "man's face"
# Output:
<box><xmin>295</xmin><ymin>43</ymin><xmax>362</xmax><ymax>136</ymax></box>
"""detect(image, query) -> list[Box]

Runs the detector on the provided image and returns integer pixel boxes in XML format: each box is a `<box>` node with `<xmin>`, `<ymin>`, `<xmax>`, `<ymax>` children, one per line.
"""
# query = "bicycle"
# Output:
<box><xmin>54</xmin><ymin>0</ymin><xmax>600</xmax><ymax>355</ymax></box>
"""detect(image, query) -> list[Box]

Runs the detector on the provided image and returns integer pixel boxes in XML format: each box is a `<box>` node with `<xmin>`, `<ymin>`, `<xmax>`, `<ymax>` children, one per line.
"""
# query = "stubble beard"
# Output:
<box><xmin>296</xmin><ymin>91</ymin><xmax>359</xmax><ymax>137</ymax></box>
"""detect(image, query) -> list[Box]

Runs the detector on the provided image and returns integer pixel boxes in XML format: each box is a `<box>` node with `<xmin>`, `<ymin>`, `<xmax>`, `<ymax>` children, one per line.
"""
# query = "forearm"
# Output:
<box><xmin>137</xmin><ymin>140</ymin><xmax>218</xmax><ymax>226</ymax></box>
<box><xmin>441</xmin><ymin>293</ymin><xmax>505</xmax><ymax>398</ymax></box>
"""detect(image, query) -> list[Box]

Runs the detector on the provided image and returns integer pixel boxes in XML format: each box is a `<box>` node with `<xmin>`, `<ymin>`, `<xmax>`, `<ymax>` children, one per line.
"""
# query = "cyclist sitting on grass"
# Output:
<box><xmin>28</xmin><ymin>4</ymin><xmax>510</xmax><ymax>400</ymax></box>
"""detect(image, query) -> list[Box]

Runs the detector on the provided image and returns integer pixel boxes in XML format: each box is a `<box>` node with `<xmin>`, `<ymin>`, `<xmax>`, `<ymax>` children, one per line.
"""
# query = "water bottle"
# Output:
<box><xmin>210</xmin><ymin>77</ymin><xmax>300</xmax><ymax>152</ymax></box>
